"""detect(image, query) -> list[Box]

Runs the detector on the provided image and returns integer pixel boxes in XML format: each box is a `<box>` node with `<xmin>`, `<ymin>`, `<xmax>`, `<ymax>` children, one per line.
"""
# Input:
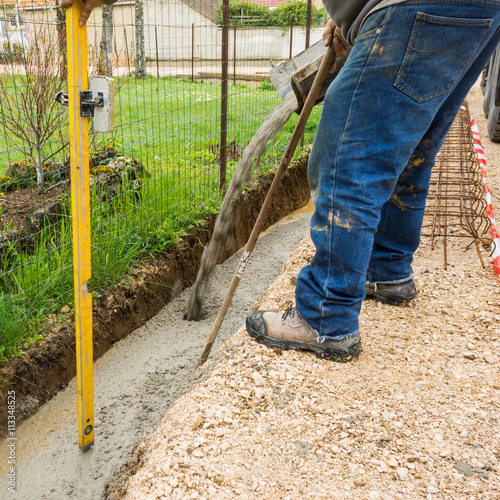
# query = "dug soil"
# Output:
<box><xmin>0</xmin><ymin>182</ymin><xmax>70</xmax><ymax>232</ymax></box>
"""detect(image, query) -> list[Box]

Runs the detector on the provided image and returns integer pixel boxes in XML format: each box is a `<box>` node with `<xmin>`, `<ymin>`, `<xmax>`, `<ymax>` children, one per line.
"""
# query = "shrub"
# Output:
<box><xmin>218</xmin><ymin>0</ymin><xmax>327</xmax><ymax>28</ymax></box>
<box><xmin>270</xmin><ymin>1</ymin><xmax>327</xmax><ymax>28</ymax></box>
<box><xmin>0</xmin><ymin>42</ymin><xmax>24</xmax><ymax>64</ymax></box>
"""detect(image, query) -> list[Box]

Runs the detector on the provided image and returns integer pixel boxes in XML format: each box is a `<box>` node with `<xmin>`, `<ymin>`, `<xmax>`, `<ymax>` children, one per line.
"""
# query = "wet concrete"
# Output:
<box><xmin>0</xmin><ymin>212</ymin><xmax>312</xmax><ymax>500</ymax></box>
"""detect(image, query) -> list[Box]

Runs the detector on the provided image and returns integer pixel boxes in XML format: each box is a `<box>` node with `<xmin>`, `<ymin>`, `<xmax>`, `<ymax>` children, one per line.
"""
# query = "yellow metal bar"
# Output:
<box><xmin>67</xmin><ymin>2</ymin><xmax>94</xmax><ymax>450</ymax></box>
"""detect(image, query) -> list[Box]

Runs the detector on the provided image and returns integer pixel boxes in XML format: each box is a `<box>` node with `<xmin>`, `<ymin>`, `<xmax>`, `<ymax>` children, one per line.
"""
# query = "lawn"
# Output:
<box><xmin>0</xmin><ymin>75</ymin><xmax>322</xmax><ymax>363</ymax></box>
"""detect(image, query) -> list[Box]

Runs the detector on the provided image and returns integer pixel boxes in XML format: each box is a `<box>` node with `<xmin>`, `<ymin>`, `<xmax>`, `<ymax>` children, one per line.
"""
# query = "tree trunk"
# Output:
<box><xmin>135</xmin><ymin>0</ymin><xmax>146</xmax><ymax>78</ymax></box>
<box><xmin>55</xmin><ymin>1</ymin><xmax>67</xmax><ymax>79</ymax></box>
<box><xmin>35</xmin><ymin>146</ymin><xmax>44</xmax><ymax>195</ymax></box>
<box><xmin>101</xmin><ymin>5</ymin><xmax>114</xmax><ymax>76</ymax></box>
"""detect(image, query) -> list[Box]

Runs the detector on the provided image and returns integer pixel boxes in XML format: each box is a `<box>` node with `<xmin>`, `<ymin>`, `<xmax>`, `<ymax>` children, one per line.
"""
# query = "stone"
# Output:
<box><xmin>387</xmin><ymin>458</ymin><xmax>398</xmax><ymax>468</ymax></box>
<box><xmin>295</xmin><ymin>440</ymin><xmax>313</xmax><ymax>456</ymax></box>
<box><xmin>191</xmin><ymin>413</ymin><xmax>204</xmax><ymax>430</ymax></box>
<box><xmin>24</xmin><ymin>200</ymin><xmax>64</xmax><ymax>234</ymax></box>
<box><xmin>454</xmin><ymin>460</ymin><xmax>474</xmax><ymax>477</ymax></box>
<box><xmin>60</xmin><ymin>305</ymin><xmax>71</xmax><ymax>314</ymax></box>
<box><xmin>427</xmin><ymin>485</ymin><xmax>439</xmax><ymax>494</ymax></box>
<box><xmin>396</xmin><ymin>467</ymin><xmax>408</xmax><ymax>478</ymax></box>
<box><xmin>415</xmin><ymin>382</ymin><xmax>429</xmax><ymax>390</ymax></box>
<box><xmin>252</xmin><ymin>372</ymin><xmax>265</xmax><ymax>386</ymax></box>
<box><xmin>462</xmin><ymin>351</ymin><xmax>476</xmax><ymax>360</ymax></box>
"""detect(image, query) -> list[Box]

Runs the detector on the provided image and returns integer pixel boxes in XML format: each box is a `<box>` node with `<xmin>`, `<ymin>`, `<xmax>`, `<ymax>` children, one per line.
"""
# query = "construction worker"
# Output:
<box><xmin>64</xmin><ymin>0</ymin><xmax>500</xmax><ymax>362</ymax></box>
<box><xmin>246</xmin><ymin>1</ymin><xmax>500</xmax><ymax>361</ymax></box>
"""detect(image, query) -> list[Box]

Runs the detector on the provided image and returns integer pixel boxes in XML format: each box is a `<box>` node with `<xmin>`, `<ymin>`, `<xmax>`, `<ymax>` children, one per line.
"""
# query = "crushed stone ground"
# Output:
<box><xmin>119</xmin><ymin>82</ymin><xmax>500</xmax><ymax>500</ymax></box>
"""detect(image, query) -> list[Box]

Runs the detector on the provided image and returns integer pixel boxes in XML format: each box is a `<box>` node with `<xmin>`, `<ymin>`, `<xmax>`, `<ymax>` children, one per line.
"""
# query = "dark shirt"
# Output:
<box><xmin>322</xmin><ymin>0</ymin><xmax>406</xmax><ymax>45</ymax></box>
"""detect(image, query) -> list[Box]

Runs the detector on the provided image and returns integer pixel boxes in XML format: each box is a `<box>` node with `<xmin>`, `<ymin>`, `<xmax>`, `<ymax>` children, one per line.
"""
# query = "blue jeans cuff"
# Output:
<box><xmin>366</xmin><ymin>273</ymin><xmax>413</xmax><ymax>287</ymax></box>
<box><xmin>317</xmin><ymin>330</ymin><xmax>360</xmax><ymax>344</ymax></box>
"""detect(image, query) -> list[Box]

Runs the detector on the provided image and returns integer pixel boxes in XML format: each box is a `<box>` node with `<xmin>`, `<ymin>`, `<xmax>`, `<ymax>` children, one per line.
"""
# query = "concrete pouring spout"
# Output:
<box><xmin>269</xmin><ymin>40</ymin><xmax>351</xmax><ymax>112</ymax></box>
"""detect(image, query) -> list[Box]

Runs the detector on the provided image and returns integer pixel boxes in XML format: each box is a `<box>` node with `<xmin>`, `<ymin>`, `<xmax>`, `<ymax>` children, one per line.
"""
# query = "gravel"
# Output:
<box><xmin>119</xmin><ymin>82</ymin><xmax>500</xmax><ymax>500</ymax></box>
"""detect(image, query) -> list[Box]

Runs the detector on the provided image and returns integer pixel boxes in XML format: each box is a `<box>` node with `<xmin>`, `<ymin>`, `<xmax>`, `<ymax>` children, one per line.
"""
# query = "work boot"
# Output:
<box><xmin>365</xmin><ymin>279</ymin><xmax>417</xmax><ymax>306</ymax></box>
<box><xmin>245</xmin><ymin>307</ymin><xmax>361</xmax><ymax>362</ymax></box>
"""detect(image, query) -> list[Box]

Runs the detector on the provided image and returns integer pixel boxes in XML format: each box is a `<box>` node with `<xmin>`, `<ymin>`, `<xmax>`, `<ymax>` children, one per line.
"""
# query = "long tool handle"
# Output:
<box><xmin>198</xmin><ymin>44</ymin><xmax>337</xmax><ymax>366</ymax></box>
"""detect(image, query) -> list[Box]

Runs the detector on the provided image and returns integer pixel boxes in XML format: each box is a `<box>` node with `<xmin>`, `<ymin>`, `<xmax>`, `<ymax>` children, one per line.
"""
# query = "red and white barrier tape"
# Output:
<box><xmin>469</xmin><ymin>114</ymin><xmax>500</xmax><ymax>275</ymax></box>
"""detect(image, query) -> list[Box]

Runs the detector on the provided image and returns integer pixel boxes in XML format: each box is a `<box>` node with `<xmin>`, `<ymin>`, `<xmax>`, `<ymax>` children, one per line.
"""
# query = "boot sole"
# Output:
<box><xmin>246</xmin><ymin>323</ymin><xmax>362</xmax><ymax>362</ymax></box>
<box><xmin>365</xmin><ymin>291</ymin><xmax>416</xmax><ymax>306</ymax></box>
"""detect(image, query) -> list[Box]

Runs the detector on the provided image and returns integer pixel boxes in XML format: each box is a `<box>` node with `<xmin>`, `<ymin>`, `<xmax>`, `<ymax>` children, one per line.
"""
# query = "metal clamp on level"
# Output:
<box><xmin>80</xmin><ymin>90</ymin><xmax>104</xmax><ymax>118</ymax></box>
<box><xmin>54</xmin><ymin>76</ymin><xmax>114</xmax><ymax>133</ymax></box>
<box><xmin>55</xmin><ymin>91</ymin><xmax>69</xmax><ymax>106</ymax></box>
<box><xmin>54</xmin><ymin>90</ymin><xmax>103</xmax><ymax>117</ymax></box>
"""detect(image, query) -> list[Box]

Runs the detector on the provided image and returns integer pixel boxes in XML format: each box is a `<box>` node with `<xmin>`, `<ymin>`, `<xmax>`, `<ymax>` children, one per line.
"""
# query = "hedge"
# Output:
<box><xmin>217</xmin><ymin>0</ymin><xmax>328</xmax><ymax>28</ymax></box>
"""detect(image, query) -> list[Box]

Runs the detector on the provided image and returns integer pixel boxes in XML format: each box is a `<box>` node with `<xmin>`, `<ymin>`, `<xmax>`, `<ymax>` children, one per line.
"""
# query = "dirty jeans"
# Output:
<box><xmin>295</xmin><ymin>1</ymin><xmax>500</xmax><ymax>339</ymax></box>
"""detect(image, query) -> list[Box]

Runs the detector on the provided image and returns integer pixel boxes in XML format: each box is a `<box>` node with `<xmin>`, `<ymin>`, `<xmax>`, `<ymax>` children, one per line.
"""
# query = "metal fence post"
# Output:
<box><xmin>233</xmin><ymin>20</ymin><xmax>237</xmax><ymax>86</ymax></box>
<box><xmin>67</xmin><ymin>2</ymin><xmax>94</xmax><ymax>451</ymax></box>
<box><xmin>305</xmin><ymin>0</ymin><xmax>312</xmax><ymax>49</ymax></box>
<box><xmin>220</xmin><ymin>0</ymin><xmax>229</xmax><ymax>190</ymax></box>
<box><xmin>135</xmin><ymin>0</ymin><xmax>146</xmax><ymax>77</ymax></box>
<box><xmin>155</xmin><ymin>26</ymin><xmax>160</xmax><ymax>80</ymax></box>
<box><xmin>191</xmin><ymin>23</ymin><xmax>195</xmax><ymax>82</ymax></box>
<box><xmin>289</xmin><ymin>15</ymin><xmax>294</xmax><ymax>59</ymax></box>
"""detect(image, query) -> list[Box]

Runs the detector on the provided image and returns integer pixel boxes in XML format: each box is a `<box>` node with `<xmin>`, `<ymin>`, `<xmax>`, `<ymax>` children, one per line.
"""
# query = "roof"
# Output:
<box><xmin>17</xmin><ymin>0</ymin><xmax>130</xmax><ymax>10</ymax></box>
<box><xmin>0</xmin><ymin>0</ymin><xmax>19</xmax><ymax>7</ymax></box>
<box><xmin>16</xmin><ymin>0</ymin><xmax>219</xmax><ymax>20</ymax></box>
<box><xmin>179</xmin><ymin>0</ymin><xmax>219</xmax><ymax>22</ymax></box>
<box><xmin>17</xmin><ymin>0</ymin><xmax>51</xmax><ymax>9</ymax></box>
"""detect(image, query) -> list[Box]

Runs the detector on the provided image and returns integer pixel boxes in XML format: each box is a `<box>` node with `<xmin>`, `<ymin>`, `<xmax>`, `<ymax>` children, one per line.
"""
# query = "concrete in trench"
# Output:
<box><xmin>0</xmin><ymin>211</ymin><xmax>312</xmax><ymax>500</ymax></box>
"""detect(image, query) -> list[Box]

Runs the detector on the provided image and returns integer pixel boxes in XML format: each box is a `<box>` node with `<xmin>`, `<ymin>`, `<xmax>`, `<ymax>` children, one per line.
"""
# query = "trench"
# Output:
<box><xmin>0</xmin><ymin>161</ymin><xmax>315</xmax><ymax>500</ymax></box>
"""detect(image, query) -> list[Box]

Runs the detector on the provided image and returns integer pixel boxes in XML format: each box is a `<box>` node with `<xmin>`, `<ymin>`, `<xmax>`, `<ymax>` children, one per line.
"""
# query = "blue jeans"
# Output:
<box><xmin>296</xmin><ymin>1</ymin><xmax>500</xmax><ymax>339</ymax></box>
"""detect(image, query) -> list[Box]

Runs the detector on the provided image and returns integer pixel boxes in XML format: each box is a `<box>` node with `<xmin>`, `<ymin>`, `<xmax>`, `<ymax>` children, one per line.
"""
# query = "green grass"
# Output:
<box><xmin>0</xmin><ymin>75</ymin><xmax>322</xmax><ymax>363</ymax></box>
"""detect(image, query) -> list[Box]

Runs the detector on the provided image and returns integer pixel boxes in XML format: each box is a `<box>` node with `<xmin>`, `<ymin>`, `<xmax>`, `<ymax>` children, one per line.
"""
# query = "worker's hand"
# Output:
<box><xmin>60</xmin><ymin>0</ymin><xmax>117</xmax><ymax>27</ymax></box>
<box><xmin>323</xmin><ymin>19</ymin><xmax>350</xmax><ymax>57</ymax></box>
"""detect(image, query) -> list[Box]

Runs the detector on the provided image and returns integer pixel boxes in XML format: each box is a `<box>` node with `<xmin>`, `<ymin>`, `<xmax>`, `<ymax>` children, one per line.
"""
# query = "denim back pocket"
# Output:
<box><xmin>394</xmin><ymin>13</ymin><xmax>492</xmax><ymax>102</ymax></box>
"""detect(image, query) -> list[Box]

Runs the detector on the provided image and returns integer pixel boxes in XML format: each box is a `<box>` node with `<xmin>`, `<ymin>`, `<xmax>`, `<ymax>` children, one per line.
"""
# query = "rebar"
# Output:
<box><xmin>422</xmin><ymin>102</ymin><xmax>491</xmax><ymax>267</ymax></box>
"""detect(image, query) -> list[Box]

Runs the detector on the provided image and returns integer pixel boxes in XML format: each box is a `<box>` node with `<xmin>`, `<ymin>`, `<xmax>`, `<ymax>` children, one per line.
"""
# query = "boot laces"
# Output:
<box><xmin>281</xmin><ymin>307</ymin><xmax>296</xmax><ymax>323</ymax></box>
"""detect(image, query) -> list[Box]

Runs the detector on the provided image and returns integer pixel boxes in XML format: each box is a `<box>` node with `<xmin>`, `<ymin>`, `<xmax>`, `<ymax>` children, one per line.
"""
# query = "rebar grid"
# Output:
<box><xmin>422</xmin><ymin>102</ymin><xmax>491</xmax><ymax>268</ymax></box>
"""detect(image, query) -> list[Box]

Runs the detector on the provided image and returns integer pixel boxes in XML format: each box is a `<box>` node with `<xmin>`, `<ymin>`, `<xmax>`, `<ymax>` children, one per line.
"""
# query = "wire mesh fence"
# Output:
<box><xmin>0</xmin><ymin>0</ymin><xmax>326</xmax><ymax>362</ymax></box>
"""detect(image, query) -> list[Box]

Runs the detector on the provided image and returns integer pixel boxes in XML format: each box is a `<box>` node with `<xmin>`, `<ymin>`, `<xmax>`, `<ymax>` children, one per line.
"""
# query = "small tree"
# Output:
<box><xmin>0</xmin><ymin>25</ymin><xmax>67</xmax><ymax>194</ymax></box>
